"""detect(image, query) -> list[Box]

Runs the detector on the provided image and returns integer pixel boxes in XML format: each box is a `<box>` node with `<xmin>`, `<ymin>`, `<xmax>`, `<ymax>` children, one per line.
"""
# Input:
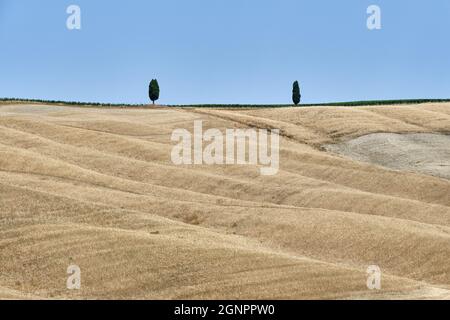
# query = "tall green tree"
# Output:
<box><xmin>292</xmin><ymin>81</ymin><xmax>301</xmax><ymax>106</ymax></box>
<box><xmin>149</xmin><ymin>79</ymin><xmax>160</xmax><ymax>105</ymax></box>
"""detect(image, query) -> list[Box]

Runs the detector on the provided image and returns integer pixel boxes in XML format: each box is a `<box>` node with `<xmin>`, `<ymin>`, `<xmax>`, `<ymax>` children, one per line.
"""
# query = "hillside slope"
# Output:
<box><xmin>0</xmin><ymin>103</ymin><xmax>449</xmax><ymax>299</ymax></box>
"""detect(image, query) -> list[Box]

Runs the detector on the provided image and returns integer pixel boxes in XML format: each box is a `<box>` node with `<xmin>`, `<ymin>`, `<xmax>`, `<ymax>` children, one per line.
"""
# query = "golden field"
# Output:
<box><xmin>0</xmin><ymin>102</ymin><xmax>449</xmax><ymax>299</ymax></box>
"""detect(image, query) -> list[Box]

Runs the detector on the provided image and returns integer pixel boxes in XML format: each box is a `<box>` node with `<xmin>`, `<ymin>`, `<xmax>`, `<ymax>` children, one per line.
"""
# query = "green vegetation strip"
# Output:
<box><xmin>1</xmin><ymin>98</ymin><xmax>450</xmax><ymax>108</ymax></box>
<box><xmin>171</xmin><ymin>99</ymin><xmax>450</xmax><ymax>108</ymax></box>
<box><xmin>0</xmin><ymin>98</ymin><xmax>145</xmax><ymax>107</ymax></box>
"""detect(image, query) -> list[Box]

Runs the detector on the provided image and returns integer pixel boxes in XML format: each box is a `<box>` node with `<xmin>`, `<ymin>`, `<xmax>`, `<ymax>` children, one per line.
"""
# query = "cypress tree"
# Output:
<box><xmin>292</xmin><ymin>81</ymin><xmax>301</xmax><ymax>106</ymax></box>
<box><xmin>149</xmin><ymin>79</ymin><xmax>160</xmax><ymax>105</ymax></box>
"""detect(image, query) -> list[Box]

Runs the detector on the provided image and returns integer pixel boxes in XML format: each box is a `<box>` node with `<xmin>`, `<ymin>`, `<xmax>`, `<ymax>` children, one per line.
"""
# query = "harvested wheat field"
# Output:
<box><xmin>0</xmin><ymin>102</ymin><xmax>449</xmax><ymax>300</ymax></box>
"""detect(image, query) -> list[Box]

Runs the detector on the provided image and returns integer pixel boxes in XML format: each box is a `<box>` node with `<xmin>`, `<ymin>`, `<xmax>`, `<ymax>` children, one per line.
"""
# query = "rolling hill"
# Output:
<box><xmin>0</xmin><ymin>102</ymin><xmax>449</xmax><ymax>299</ymax></box>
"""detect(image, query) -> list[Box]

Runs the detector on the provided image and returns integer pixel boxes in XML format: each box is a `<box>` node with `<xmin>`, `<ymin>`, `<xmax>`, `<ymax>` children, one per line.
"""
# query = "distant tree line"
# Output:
<box><xmin>3</xmin><ymin>78</ymin><xmax>450</xmax><ymax>109</ymax></box>
<box><xmin>3</xmin><ymin>97</ymin><xmax>450</xmax><ymax>108</ymax></box>
<box><xmin>0</xmin><ymin>97</ymin><xmax>146</xmax><ymax>107</ymax></box>
<box><xmin>168</xmin><ymin>99</ymin><xmax>450</xmax><ymax>108</ymax></box>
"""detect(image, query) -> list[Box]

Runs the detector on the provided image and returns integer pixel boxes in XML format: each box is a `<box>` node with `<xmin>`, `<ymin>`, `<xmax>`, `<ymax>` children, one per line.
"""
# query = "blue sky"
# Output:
<box><xmin>0</xmin><ymin>0</ymin><xmax>449</xmax><ymax>104</ymax></box>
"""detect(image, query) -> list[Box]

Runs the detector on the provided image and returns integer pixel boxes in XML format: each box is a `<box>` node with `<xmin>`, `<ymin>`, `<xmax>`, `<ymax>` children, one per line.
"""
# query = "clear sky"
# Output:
<box><xmin>0</xmin><ymin>0</ymin><xmax>449</xmax><ymax>104</ymax></box>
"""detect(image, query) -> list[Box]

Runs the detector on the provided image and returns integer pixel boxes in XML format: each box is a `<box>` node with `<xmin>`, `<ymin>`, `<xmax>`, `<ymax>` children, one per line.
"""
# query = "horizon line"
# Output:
<box><xmin>1</xmin><ymin>97</ymin><xmax>450</xmax><ymax>108</ymax></box>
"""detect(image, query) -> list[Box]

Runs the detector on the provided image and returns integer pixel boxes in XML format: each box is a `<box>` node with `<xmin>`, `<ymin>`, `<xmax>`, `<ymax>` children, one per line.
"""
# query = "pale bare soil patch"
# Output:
<box><xmin>325</xmin><ymin>133</ymin><xmax>450</xmax><ymax>180</ymax></box>
<box><xmin>0</xmin><ymin>103</ymin><xmax>449</xmax><ymax>299</ymax></box>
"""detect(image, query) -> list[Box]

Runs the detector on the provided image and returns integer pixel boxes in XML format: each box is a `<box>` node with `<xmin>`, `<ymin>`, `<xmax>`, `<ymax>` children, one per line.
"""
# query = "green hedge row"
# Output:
<box><xmin>170</xmin><ymin>99</ymin><xmax>450</xmax><ymax>108</ymax></box>
<box><xmin>2</xmin><ymin>98</ymin><xmax>449</xmax><ymax>108</ymax></box>
<box><xmin>0</xmin><ymin>98</ymin><xmax>145</xmax><ymax>107</ymax></box>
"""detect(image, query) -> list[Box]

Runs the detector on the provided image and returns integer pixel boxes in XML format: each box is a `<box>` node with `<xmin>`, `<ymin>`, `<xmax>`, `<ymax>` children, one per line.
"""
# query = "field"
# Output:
<box><xmin>0</xmin><ymin>102</ymin><xmax>449</xmax><ymax>299</ymax></box>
